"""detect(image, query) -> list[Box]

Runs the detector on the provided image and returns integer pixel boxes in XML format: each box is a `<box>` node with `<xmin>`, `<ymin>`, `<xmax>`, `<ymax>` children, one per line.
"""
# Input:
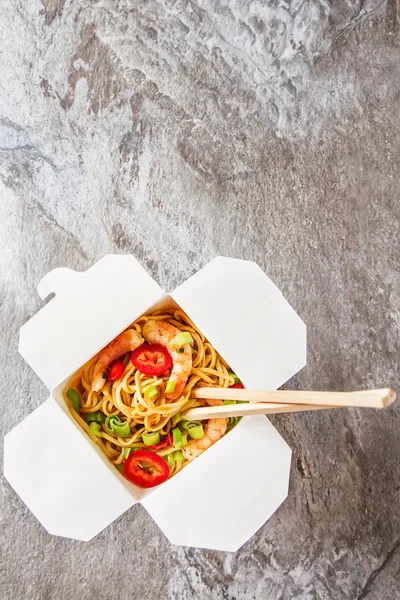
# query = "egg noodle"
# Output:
<box><xmin>65</xmin><ymin>308</ymin><xmax>237</xmax><ymax>479</ymax></box>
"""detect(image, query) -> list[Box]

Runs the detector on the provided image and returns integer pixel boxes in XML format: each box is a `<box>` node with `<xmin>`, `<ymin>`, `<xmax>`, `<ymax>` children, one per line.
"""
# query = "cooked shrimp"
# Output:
<box><xmin>197</xmin><ymin>398</ymin><xmax>223</xmax><ymax>406</ymax></box>
<box><xmin>142</xmin><ymin>319</ymin><xmax>192</xmax><ymax>399</ymax></box>
<box><xmin>92</xmin><ymin>329</ymin><xmax>144</xmax><ymax>392</ymax></box>
<box><xmin>182</xmin><ymin>418</ymin><xmax>227</xmax><ymax>461</ymax></box>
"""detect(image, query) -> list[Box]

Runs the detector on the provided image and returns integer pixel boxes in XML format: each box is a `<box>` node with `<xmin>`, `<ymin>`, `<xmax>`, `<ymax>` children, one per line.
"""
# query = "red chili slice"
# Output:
<box><xmin>148</xmin><ymin>438</ymin><xmax>169</xmax><ymax>451</ymax></box>
<box><xmin>230</xmin><ymin>382</ymin><xmax>244</xmax><ymax>388</ymax></box>
<box><xmin>123</xmin><ymin>449</ymin><xmax>170</xmax><ymax>488</ymax></box>
<box><xmin>131</xmin><ymin>343</ymin><xmax>172</xmax><ymax>376</ymax></box>
<box><xmin>108</xmin><ymin>359</ymin><xmax>124</xmax><ymax>381</ymax></box>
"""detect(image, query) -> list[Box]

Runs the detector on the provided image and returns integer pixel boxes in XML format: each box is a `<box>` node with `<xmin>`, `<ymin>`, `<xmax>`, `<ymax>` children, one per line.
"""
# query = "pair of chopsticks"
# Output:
<box><xmin>182</xmin><ymin>388</ymin><xmax>397</xmax><ymax>420</ymax></box>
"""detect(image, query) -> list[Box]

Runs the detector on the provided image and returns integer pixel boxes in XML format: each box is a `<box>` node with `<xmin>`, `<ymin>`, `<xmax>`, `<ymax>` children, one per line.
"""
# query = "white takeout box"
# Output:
<box><xmin>4</xmin><ymin>255</ymin><xmax>306</xmax><ymax>551</ymax></box>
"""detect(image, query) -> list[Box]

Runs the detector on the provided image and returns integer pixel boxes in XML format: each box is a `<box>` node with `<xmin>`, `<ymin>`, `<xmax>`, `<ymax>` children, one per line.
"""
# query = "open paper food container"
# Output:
<box><xmin>4</xmin><ymin>255</ymin><xmax>306</xmax><ymax>551</ymax></box>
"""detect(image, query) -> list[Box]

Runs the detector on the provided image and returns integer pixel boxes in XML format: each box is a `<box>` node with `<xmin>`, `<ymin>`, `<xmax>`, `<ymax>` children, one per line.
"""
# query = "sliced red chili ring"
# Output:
<box><xmin>108</xmin><ymin>359</ymin><xmax>124</xmax><ymax>381</ymax></box>
<box><xmin>123</xmin><ymin>449</ymin><xmax>170</xmax><ymax>488</ymax></box>
<box><xmin>131</xmin><ymin>343</ymin><xmax>172</xmax><ymax>376</ymax></box>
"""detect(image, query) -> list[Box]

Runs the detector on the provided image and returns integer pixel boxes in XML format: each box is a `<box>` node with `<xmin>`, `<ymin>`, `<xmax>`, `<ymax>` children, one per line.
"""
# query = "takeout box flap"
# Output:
<box><xmin>142</xmin><ymin>416</ymin><xmax>292</xmax><ymax>551</ymax></box>
<box><xmin>18</xmin><ymin>255</ymin><xmax>165</xmax><ymax>390</ymax></box>
<box><xmin>171</xmin><ymin>257</ymin><xmax>306</xmax><ymax>389</ymax></box>
<box><xmin>4</xmin><ymin>397</ymin><xmax>137</xmax><ymax>541</ymax></box>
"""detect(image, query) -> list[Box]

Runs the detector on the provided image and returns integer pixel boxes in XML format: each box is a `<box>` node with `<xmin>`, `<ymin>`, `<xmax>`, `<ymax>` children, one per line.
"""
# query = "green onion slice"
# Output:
<box><xmin>89</xmin><ymin>422</ymin><xmax>103</xmax><ymax>436</ymax></box>
<box><xmin>172</xmin><ymin>450</ymin><xmax>184</xmax><ymax>462</ymax></box>
<box><xmin>113</xmin><ymin>421</ymin><xmax>131</xmax><ymax>437</ymax></box>
<box><xmin>174</xmin><ymin>332</ymin><xmax>194</xmax><ymax>347</ymax></box>
<box><xmin>165</xmin><ymin>380</ymin><xmax>176</xmax><ymax>394</ymax></box>
<box><xmin>171</xmin><ymin>411</ymin><xmax>182</xmax><ymax>427</ymax></box>
<box><xmin>228</xmin><ymin>372</ymin><xmax>240</xmax><ymax>383</ymax></box>
<box><xmin>143</xmin><ymin>384</ymin><xmax>158</xmax><ymax>399</ymax></box>
<box><xmin>142</xmin><ymin>431</ymin><xmax>161</xmax><ymax>446</ymax></box>
<box><xmin>166</xmin><ymin>453</ymin><xmax>175</xmax><ymax>467</ymax></box>
<box><xmin>105</xmin><ymin>415</ymin><xmax>114</xmax><ymax>434</ymax></box>
<box><xmin>84</xmin><ymin>411</ymin><xmax>106</xmax><ymax>424</ymax></box>
<box><xmin>105</xmin><ymin>415</ymin><xmax>131</xmax><ymax>437</ymax></box>
<box><xmin>227</xmin><ymin>416</ymin><xmax>240</xmax><ymax>429</ymax></box>
<box><xmin>181</xmin><ymin>420</ymin><xmax>204</xmax><ymax>439</ymax></box>
<box><xmin>66</xmin><ymin>388</ymin><xmax>81</xmax><ymax>413</ymax></box>
<box><xmin>171</xmin><ymin>427</ymin><xmax>187</xmax><ymax>448</ymax></box>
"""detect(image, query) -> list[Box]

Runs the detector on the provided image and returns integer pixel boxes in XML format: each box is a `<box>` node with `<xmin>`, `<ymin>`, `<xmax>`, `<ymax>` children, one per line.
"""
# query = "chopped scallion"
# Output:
<box><xmin>105</xmin><ymin>415</ymin><xmax>131</xmax><ymax>437</ymax></box>
<box><xmin>66</xmin><ymin>388</ymin><xmax>81</xmax><ymax>413</ymax></box>
<box><xmin>89</xmin><ymin>422</ymin><xmax>103</xmax><ymax>436</ymax></box>
<box><xmin>172</xmin><ymin>450</ymin><xmax>184</xmax><ymax>462</ymax></box>
<box><xmin>165</xmin><ymin>380</ymin><xmax>176</xmax><ymax>394</ymax></box>
<box><xmin>174</xmin><ymin>332</ymin><xmax>194</xmax><ymax>347</ymax></box>
<box><xmin>171</xmin><ymin>427</ymin><xmax>187</xmax><ymax>448</ymax></box>
<box><xmin>227</xmin><ymin>416</ymin><xmax>240</xmax><ymax>429</ymax></box>
<box><xmin>105</xmin><ymin>415</ymin><xmax>114</xmax><ymax>434</ymax></box>
<box><xmin>181</xmin><ymin>421</ymin><xmax>204</xmax><ymax>440</ymax></box>
<box><xmin>113</xmin><ymin>421</ymin><xmax>131</xmax><ymax>437</ymax></box>
<box><xmin>142</xmin><ymin>431</ymin><xmax>161</xmax><ymax>446</ymax></box>
<box><xmin>143</xmin><ymin>384</ymin><xmax>158</xmax><ymax>399</ymax></box>
<box><xmin>228</xmin><ymin>372</ymin><xmax>240</xmax><ymax>383</ymax></box>
<box><xmin>171</xmin><ymin>411</ymin><xmax>182</xmax><ymax>426</ymax></box>
<box><xmin>166</xmin><ymin>453</ymin><xmax>175</xmax><ymax>467</ymax></box>
<box><xmin>123</xmin><ymin>447</ymin><xmax>132</xmax><ymax>459</ymax></box>
<box><xmin>84</xmin><ymin>411</ymin><xmax>106</xmax><ymax>424</ymax></box>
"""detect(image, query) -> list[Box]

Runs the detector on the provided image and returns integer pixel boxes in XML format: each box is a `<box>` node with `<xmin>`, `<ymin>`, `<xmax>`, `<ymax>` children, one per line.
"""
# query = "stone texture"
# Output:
<box><xmin>1</xmin><ymin>1</ymin><xmax>399</xmax><ymax>599</ymax></box>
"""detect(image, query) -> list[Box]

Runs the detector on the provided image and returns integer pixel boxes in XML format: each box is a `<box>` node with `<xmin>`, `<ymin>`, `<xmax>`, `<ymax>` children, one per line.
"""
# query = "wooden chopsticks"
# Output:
<box><xmin>182</xmin><ymin>388</ymin><xmax>396</xmax><ymax>421</ymax></box>
<box><xmin>182</xmin><ymin>402</ymin><xmax>336</xmax><ymax>420</ymax></box>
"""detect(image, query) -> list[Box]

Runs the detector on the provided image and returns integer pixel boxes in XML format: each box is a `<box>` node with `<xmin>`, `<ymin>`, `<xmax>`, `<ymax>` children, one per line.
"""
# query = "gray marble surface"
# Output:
<box><xmin>1</xmin><ymin>1</ymin><xmax>400</xmax><ymax>598</ymax></box>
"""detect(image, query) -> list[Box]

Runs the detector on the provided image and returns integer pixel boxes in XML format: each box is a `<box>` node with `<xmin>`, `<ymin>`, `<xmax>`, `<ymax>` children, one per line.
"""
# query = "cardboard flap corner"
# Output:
<box><xmin>171</xmin><ymin>256</ymin><xmax>282</xmax><ymax>342</ymax></box>
<box><xmin>4</xmin><ymin>397</ymin><xmax>137</xmax><ymax>541</ymax></box>
<box><xmin>218</xmin><ymin>295</ymin><xmax>306</xmax><ymax>389</ymax></box>
<box><xmin>172</xmin><ymin>256</ymin><xmax>306</xmax><ymax>389</ymax></box>
<box><xmin>19</xmin><ymin>254</ymin><xmax>165</xmax><ymax>390</ymax></box>
<box><xmin>142</xmin><ymin>417</ymin><xmax>292</xmax><ymax>551</ymax></box>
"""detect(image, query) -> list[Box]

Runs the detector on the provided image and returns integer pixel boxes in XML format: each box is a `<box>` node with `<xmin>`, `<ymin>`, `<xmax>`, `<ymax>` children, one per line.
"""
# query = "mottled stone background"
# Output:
<box><xmin>1</xmin><ymin>1</ymin><xmax>399</xmax><ymax>598</ymax></box>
